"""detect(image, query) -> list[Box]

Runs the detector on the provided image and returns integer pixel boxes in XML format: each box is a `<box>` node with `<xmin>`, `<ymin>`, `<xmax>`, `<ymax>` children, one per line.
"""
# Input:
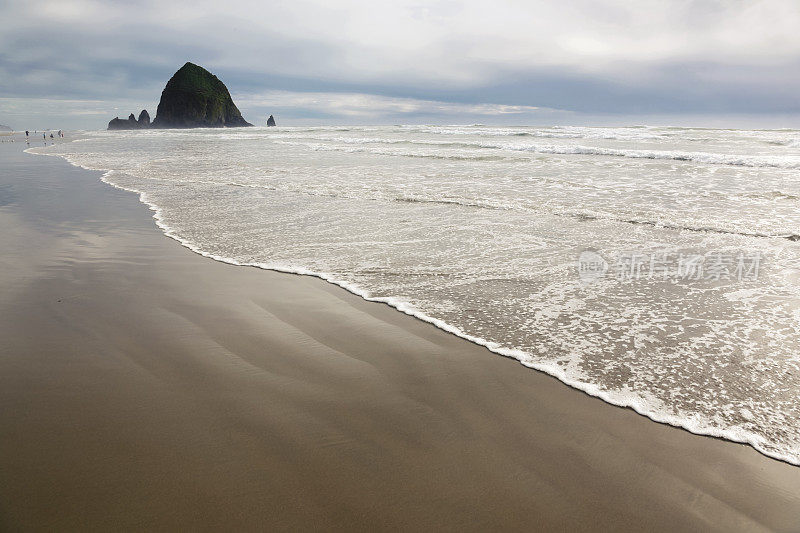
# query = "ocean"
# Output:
<box><xmin>32</xmin><ymin>124</ymin><xmax>800</xmax><ymax>465</ymax></box>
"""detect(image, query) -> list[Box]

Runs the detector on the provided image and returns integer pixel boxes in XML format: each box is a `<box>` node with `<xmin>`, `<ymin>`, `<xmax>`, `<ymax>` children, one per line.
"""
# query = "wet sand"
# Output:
<box><xmin>1</xmin><ymin>140</ymin><xmax>799</xmax><ymax>531</ymax></box>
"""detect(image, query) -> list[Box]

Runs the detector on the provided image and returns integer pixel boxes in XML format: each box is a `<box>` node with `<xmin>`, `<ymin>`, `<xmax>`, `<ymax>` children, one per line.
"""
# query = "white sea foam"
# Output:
<box><xmin>271</xmin><ymin>136</ymin><xmax>800</xmax><ymax>169</ymax></box>
<box><xmin>28</xmin><ymin>124</ymin><xmax>800</xmax><ymax>466</ymax></box>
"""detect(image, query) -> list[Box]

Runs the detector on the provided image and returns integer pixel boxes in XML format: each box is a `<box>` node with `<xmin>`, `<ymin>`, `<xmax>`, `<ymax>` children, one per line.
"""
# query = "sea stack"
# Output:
<box><xmin>267</xmin><ymin>115</ymin><xmax>276</xmax><ymax>127</ymax></box>
<box><xmin>138</xmin><ymin>110</ymin><xmax>150</xmax><ymax>127</ymax></box>
<box><xmin>151</xmin><ymin>62</ymin><xmax>253</xmax><ymax>128</ymax></box>
<box><xmin>107</xmin><ymin>62</ymin><xmax>252</xmax><ymax>130</ymax></box>
<box><xmin>108</xmin><ymin>114</ymin><xmax>141</xmax><ymax>130</ymax></box>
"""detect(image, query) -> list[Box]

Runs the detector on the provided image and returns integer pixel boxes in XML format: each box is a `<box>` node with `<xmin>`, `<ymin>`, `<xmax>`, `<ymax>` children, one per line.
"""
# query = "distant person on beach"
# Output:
<box><xmin>58</xmin><ymin>130</ymin><xmax>63</xmax><ymax>138</ymax></box>
<box><xmin>25</xmin><ymin>130</ymin><xmax>29</xmax><ymax>138</ymax></box>
<box><xmin>49</xmin><ymin>133</ymin><xmax>54</xmax><ymax>139</ymax></box>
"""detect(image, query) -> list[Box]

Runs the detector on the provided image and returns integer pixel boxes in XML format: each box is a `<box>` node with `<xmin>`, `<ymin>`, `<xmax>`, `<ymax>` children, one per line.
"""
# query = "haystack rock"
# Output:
<box><xmin>267</xmin><ymin>115</ymin><xmax>276</xmax><ymax>127</ymax></box>
<box><xmin>151</xmin><ymin>62</ymin><xmax>253</xmax><ymax>128</ymax></box>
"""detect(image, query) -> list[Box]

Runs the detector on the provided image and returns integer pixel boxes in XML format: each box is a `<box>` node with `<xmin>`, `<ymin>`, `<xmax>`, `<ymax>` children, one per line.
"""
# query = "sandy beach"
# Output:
<box><xmin>1</xmin><ymin>139</ymin><xmax>799</xmax><ymax>531</ymax></box>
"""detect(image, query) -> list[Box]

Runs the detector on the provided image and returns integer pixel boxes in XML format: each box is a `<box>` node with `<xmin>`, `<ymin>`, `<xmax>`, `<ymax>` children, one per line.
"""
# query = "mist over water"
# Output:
<box><xmin>35</xmin><ymin>124</ymin><xmax>800</xmax><ymax>464</ymax></box>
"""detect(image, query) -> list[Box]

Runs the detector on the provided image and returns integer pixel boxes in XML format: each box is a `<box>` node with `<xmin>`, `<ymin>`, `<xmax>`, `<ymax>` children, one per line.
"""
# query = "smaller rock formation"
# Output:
<box><xmin>108</xmin><ymin>114</ymin><xmax>140</xmax><ymax>130</ymax></box>
<box><xmin>267</xmin><ymin>115</ymin><xmax>276</xmax><ymax>127</ymax></box>
<box><xmin>138</xmin><ymin>110</ymin><xmax>150</xmax><ymax>127</ymax></box>
<box><xmin>107</xmin><ymin>110</ymin><xmax>152</xmax><ymax>130</ymax></box>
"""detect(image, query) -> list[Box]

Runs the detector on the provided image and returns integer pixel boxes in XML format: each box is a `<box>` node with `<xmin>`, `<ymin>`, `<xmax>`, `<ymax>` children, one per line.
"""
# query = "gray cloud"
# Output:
<box><xmin>2</xmin><ymin>0</ymin><xmax>799</xmax><ymax>128</ymax></box>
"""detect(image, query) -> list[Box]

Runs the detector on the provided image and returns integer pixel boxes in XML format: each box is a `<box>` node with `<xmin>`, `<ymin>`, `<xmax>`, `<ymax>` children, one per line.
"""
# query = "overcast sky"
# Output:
<box><xmin>2</xmin><ymin>0</ymin><xmax>800</xmax><ymax>129</ymax></box>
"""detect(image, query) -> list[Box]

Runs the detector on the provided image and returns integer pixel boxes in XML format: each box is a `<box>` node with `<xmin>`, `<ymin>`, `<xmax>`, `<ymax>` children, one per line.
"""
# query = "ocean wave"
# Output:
<box><xmin>274</xmin><ymin>136</ymin><xmax>800</xmax><ymax>168</ymax></box>
<box><xmin>273</xmin><ymin>140</ymin><xmax>523</xmax><ymax>161</ymax></box>
<box><xmin>480</xmin><ymin>142</ymin><xmax>800</xmax><ymax>168</ymax></box>
<box><xmin>391</xmin><ymin>193</ymin><xmax>800</xmax><ymax>240</ymax></box>
<box><xmin>764</xmin><ymin>138</ymin><xmax>800</xmax><ymax>148</ymax></box>
<box><xmin>384</xmin><ymin>126</ymin><xmax>670</xmax><ymax>140</ymax></box>
<box><xmin>740</xmin><ymin>190</ymin><xmax>800</xmax><ymax>201</ymax></box>
<box><xmin>561</xmin><ymin>211</ymin><xmax>800</xmax><ymax>241</ymax></box>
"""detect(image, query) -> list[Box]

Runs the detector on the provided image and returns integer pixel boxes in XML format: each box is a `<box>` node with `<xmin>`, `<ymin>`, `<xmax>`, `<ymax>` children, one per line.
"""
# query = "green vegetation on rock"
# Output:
<box><xmin>151</xmin><ymin>63</ymin><xmax>252</xmax><ymax>128</ymax></box>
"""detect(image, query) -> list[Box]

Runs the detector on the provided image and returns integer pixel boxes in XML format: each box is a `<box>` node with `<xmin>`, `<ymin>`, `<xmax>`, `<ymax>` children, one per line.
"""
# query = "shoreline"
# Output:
<box><xmin>2</xmin><ymin>140</ymin><xmax>800</xmax><ymax>530</ymax></box>
<box><xmin>28</xmin><ymin>140</ymin><xmax>800</xmax><ymax>467</ymax></box>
